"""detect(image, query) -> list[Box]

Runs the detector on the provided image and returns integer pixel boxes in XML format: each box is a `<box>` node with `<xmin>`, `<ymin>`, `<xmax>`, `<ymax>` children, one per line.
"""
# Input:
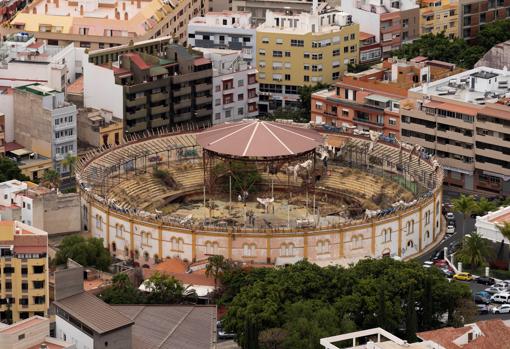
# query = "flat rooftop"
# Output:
<box><xmin>410</xmin><ymin>66</ymin><xmax>510</xmax><ymax>106</ymax></box>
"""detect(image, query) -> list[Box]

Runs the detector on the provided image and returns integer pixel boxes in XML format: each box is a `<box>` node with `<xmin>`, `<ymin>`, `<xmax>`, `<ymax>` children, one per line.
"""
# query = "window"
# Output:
<box><xmin>291</xmin><ymin>39</ymin><xmax>304</xmax><ymax>47</ymax></box>
<box><xmin>284</xmin><ymin>51</ymin><xmax>291</xmax><ymax>57</ymax></box>
<box><xmin>215</xmin><ymin>112</ymin><xmax>221</xmax><ymax>120</ymax></box>
<box><xmin>238</xmin><ymin>79</ymin><xmax>244</xmax><ymax>87</ymax></box>
<box><xmin>333</xmin><ymin>49</ymin><xmax>340</xmax><ymax>56</ymax></box>
<box><xmin>238</xmin><ymin>93</ymin><xmax>244</xmax><ymax>100</ymax></box>
<box><xmin>304</xmin><ymin>75</ymin><xmax>310</xmax><ymax>82</ymax></box>
<box><xmin>389</xmin><ymin>118</ymin><xmax>396</xmax><ymax>126</ymax></box>
<box><xmin>215</xmin><ymin>98</ymin><xmax>221</xmax><ymax>106</ymax></box>
<box><xmin>332</xmin><ymin>72</ymin><xmax>340</xmax><ymax>80</ymax></box>
<box><xmin>242</xmin><ymin>243</ymin><xmax>256</xmax><ymax>257</ymax></box>
<box><xmin>259</xmin><ymin>49</ymin><xmax>266</xmax><ymax>56</ymax></box>
<box><xmin>304</xmin><ymin>52</ymin><xmax>310</xmax><ymax>59</ymax></box>
<box><xmin>406</xmin><ymin>220</ymin><xmax>415</xmax><ymax>234</ymax></box>
<box><xmin>238</xmin><ymin>107</ymin><xmax>244</xmax><ymax>115</ymax></box>
<box><xmin>285</xmin><ymin>74</ymin><xmax>291</xmax><ymax>81</ymax></box>
<box><xmin>280</xmin><ymin>243</ymin><xmax>295</xmax><ymax>257</ymax></box>
<box><xmin>304</xmin><ymin>64</ymin><xmax>310</xmax><ymax>70</ymax></box>
<box><xmin>262</xmin><ymin>37</ymin><xmax>269</xmax><ymax>43</ymax></box>
<box><xmin>316</xmin><ymin>240</ymin><xmax>330</xmax><ymax>254</ymax></box>
<box><xmin>18</xmin><ymin>334</ymin><xmax>25</xmax><ymax>340</ymax></box>
<box><xmin>225</xmin><ymin>109</ymin><xmax>232</xmax><ymax>118</ymax></box>
<box><xmin>215</xmin><ymin>85</ymin><xmax>221</xmax><ymax>92</ymax></box>
<box><xmin>383</xmin><ymin>228</ymin><xmax>392</xmax><ymax>242</ymax></box>
<box><xmin>344</xmin><ymin>47</ymin><xmax>348</xmax><ymax>53</ymax></box>
<box><xmin>272</xmin><ymin>50</ymin><xmax>283</xmax><ymax>57</ymax></box>
<box><xmin>276</xmin><ymin>38</ymin><xmax>283</xmax><ymax>44</ymax></box>
<box><xmin>352</xmin><ymin>234</ymin><xmax>363</xmax><ymax>249</ymax></box>
<box><xmin>171</xmin><ymin>237</ymin><xmax>184</xmax><ymax>252</ymax></box>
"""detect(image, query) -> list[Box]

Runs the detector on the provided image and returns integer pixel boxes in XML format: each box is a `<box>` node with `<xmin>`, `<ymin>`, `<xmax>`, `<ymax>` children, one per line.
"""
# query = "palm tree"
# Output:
<box><xmin>205</xmin><ymin>255</ymin><xmax>229</xmax><ymax>290</ymax></box>
<box><xmin>42</xmin><ymin>169</ymin><xmax>60</xmax><ymax>189</ymax></box>
<box><xmin>452</xmin><ymin>194</ymin><xmax>477</xmax><ymax>236</ymax></box>
<box><xmin>474</xmin><ymin>197</ymin><xmax>496</xmax><ymax>217</ymax></box>
<box><xmin>62</xmin><ymin>153</ymin><xmax>77</xmax><ymax>177</ymax></box>
<box><xmin>497</xmin><ymin>222</ymin><xmax>510</xmax><ymax>268</ymax></box>
<box><xmin>456</xmin><ymin>232</ymin><xmax>491</xmax><ymax>269</ymax></box>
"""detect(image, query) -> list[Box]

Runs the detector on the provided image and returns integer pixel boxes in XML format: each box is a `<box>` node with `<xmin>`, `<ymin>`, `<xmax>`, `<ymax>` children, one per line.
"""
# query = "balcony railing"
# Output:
<box><xmin>126</xmin><ymin>108</ymin><xmax>147</xmax><ymax>120</ymax></box>
<box><xmin>126</xmin><ymin>96</ymin><xmax>147</xmax><ymax>107</ymax></box>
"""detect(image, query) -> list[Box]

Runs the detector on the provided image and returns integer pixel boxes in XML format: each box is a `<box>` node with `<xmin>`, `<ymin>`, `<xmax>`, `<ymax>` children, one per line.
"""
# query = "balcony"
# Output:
<box><xmin>174</xmin><ymin>99</ymin><xmax>191</xmax><ymax>110</ymax></box>
<box><xmin>173</xmin><ymin>86</ymin><xmax>191</xmax><ymax>97</ymax></box>
<box><xmin>127</xmin><ymin>121</ymin><xmax>148</xmax><ymax>133</ymax></box>
<box><xmin>150</xmin><ymin>92</ymin><xmax>167</xmax><ymax>103</ymax></box>
<box><xmin>196</xmin><ymin>95</ymin><xmax>212</xmax><ymax>105</ymax></box>
<box><xmin>476</xmin><ymin>147</ymin><xmax>510</xmax><ymax>162</ymax></box>
<box><xmin>151</xmin><ymin>118</ymin><xmax>168</xmax><ymax>128</ymax></box>
<box><xmin>435</xmin><ymin>142</ymin><xmax>474</xmax><ymax>158</ymax></box>
<box><xmin>475</xmin><ymin>161</ymin><xmax>510</xmax><ymax>177</ymax></box>
<box><xmin>151</xmin><ymin>104</ymin><xmax>169</xmax><ymax>115</ymax></box>
<box><xmin>195</xmin><ymin>109</ymin><xmax>212</xmax><ymax>118</ymax></box>
<box><xmin>439</xmin><ymin>157</ymin><xmax>475</xmax><ymax>172</ymax></box>
<box><xmin>126</xmin><ymin>108</ymin><xmax>147</xmax><ymax>121</ymax></box>
<box><xmin>353</xmin><ymin>117</ymin><xmax>384</xmax><ymax>127</ymax></box>
<box><xmin>126</xmin><ymin>96</ymin><xmax>147</xmax><ymax>107</ymax></box>
<box><xmin>436</xmin><ymin>129</ymin><xmax>472</xmax><ymax>144</ymax></box>
<box><xmin>195</xmin><ymin>83</ymin><xmax>210</xmax><ymax>93</ymax></box>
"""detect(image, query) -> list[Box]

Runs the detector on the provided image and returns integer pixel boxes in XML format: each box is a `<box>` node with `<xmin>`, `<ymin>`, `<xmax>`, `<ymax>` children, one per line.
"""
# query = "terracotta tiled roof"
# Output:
<box><xmin>143</xmin><ymin>258</ymin><xmax>215</xmax><ymax>287</ymax></box>
<box><xmin>417</xmin><ymin>326</ymin><xmax>470</xmax><ymax>349</ymax></box>
<box><xmin>464</xmin><ymin>320</ymin><xmax>510</xmax><ymax>349</ymax></box>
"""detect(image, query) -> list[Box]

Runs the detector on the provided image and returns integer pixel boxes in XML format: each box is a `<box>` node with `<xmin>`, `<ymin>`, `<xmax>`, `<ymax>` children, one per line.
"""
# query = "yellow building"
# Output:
<box><xmin>418</xmin><ymin>0</ymin><xmax>459</xmax><ymax>38</ymax></box>
<box><xmin>256</xmin><ymin>7</ymin><xmax>359</xmax><ymax>112</ymax></box>
<box><xmin>0</xmin><ymin>221</ymin><xmax>48</xmax><ymax>323</ymax></box>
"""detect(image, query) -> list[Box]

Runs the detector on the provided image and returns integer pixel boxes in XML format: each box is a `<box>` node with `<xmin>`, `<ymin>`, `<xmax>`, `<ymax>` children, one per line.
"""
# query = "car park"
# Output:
<box><xmin>492</xmin><ymin>304</ymin><xmax>510</xmax><ymax>314</ymax></box>
<box><xmin>447</xmin><ymin>225</ymin><xmax>455</xmax><ymax>234</ymax></box>
<box><xmin>485</xmin><ymin>286</ymin><xmax>508</xmax><ymax>294</ymax></box>
<box><xmin>494</xmin><ymin>281</ymin><xmax>510</xmax><ymax>289</ymax></box>
<box><xmin>490</xmin><ymin>293</ymin><xmax>510</xmax><ymax>303</ymax></box>
<box><xmin>453</xmin><ymin>272</ymin><xmax>473</xmax><ymax>281</ymax></box>
<box><xmin>476</xmin><ymin>291</ymin><xmax>491</xmax><ymax>299</ymax></box>
<box><xmin>477</xmin><ymin>304</ymin><xmax>489</xmax><ymax>315</ymax></box>
<box><xmin>477</xmin><ymin>276</ymin><xmax>496</xmax><ymax>285</ymax></box>
<box><xmin>474</xmin><ymin>295</ymin><xmax>491</xmax><ymax>304</ymax></box>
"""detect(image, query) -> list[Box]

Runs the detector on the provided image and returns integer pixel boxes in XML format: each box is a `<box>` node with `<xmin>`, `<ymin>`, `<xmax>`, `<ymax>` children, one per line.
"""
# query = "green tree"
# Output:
<box><xmin>456</xmin><ymin>232</ymin><xmax>491</xmax><ymax>269</ymax></box>
<box><xmin>62</xmin><ymin>153</ymin><xmax>77</xmax><ymax>177</ymax></box>
<box><xmin>405</xmin><ymin>283</ymin><xmax>417</xmax><ymax>343</ymax></box>
<box><xmin>100</xmin><ymin>273</ymin><xmax>144</xmax><ymax>304</ymax></box>
<box><xmin>258</xmin><ymin>328</ymin><xmax>288</xmax><ymax>349</ymax></box>
<box><xmin>0</xmin><ymin>157</ymin><xmax>29</xmax><ymax>182</ymax></box>
<box><xmin>205</xmin><ymin>255</ymin><xmax>230</xmax><ymax>291</ymax></box>
<box><xmin>298</xmin><ymin>83</ymin><xmax>328</xmax><ymax>116</ymax></box>
<box><xmin>55</xmin><ymin>235</ymin><xmax>111</xmax><ymax>271</ymax></box>
<box><xmin>474</xmin><ymin>197</ymin><xmax>497</xmax><ymax>217</ymax></box>
<box><xmin>144</xmin><ymin>272</ymin><xmax>197</xmax><ymax>304</ymax></box>
<box><xmin>452</xmin><ymin>195</ymin><xmax>477</xmax><ymax>236</ymax></box>
<box><xmin>282</xmin><ymin>300</ymin><xmax>356</xmax><ymax>349</ymax></box>
<box><xmin>42</xmin><ymin>169</ymin><xmax>61</xmax><ymax>189</ymax></box>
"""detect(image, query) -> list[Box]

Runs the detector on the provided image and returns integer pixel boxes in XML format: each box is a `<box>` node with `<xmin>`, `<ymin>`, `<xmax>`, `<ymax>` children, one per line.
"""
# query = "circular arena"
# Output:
<box><xmin>76</xmin><ymin>120</ymin><xmax>444</xmax><ymax>266</ymax></box>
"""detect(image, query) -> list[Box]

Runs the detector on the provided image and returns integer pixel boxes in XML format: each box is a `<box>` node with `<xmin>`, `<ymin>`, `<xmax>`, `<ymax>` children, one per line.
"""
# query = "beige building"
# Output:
<box><xmin>77</xmin><ymin>108</ymin><xmax>123</xmax><ymax>148</ymax></box>
<box><xmin>0</xmin><ymin>221</ymin><xmax>49</xmax><ymax>323</ymax></box>
<box><xmin>1</xmin><ymin>0</ymin><xmax>207</xmax><ymax>50</ymax></box>
<box><xmin>0</xmin><ymin>316</ymin><xmax>74</xmax><ymax>349</ymax></box>
<box><xmin>401</xmin><ymin>66</ymin><xmax>510</xmax><ymax>195</ymax></box>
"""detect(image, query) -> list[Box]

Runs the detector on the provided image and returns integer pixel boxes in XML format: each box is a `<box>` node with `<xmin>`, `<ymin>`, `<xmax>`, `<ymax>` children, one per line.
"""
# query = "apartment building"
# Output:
<box><xmin>84</xmin><ymin>38</ymin><xmax>213</xmax><ymax>134</ymax></box>
<box><xmin>77</xmin><ymin>108</ymin><xmax>124</xmax><ymax>148</ymax></box>
<box><xmin>340</xmin><ymin>0</ymin><xmax>420</xmax><ymax>57</ymax></box>
<box><xmin>188</xmin><ymin>11</ymin><xmax>257</xmax><ymax>65</ymax></box>
<box><xmin>14</xmin><ymin>84</ymin><xmax>77</xmax><ymax>176</ymax></box>
<box><xmin>196</xmin><ymin>48</ymin><xmax>258</xmax><ymax>124</ymax></box>
<box><xmin>256</xmin><ymin>6</ymin><xmax>359</xmax><ymax>112</ymax></box>
<box><xmin>0</xmin><ymin>316</ymin><xmax>74</xmax><ymax>349</ymax></box>
<box><xmin>0</xmin><ymin>113</ymin><xmax>4</xmax><ymax>155</ymax></box>
<box><xmin>459</xmin><ymin>0</ymin><xmax>510</xmax><ymax>42</ymax></box>
<box><xmin>0</xmin><ymin>220</ymin><xmax>49</xmax><ymax>323</ymax></box>
<box><xmin>401</xmin><ymin>66</ymin><xmax>510</xmax><ymax>195</ymax></box>
<box><xmin>359</xmin><ymin>32</ymin><xmax>382</xmax><ymax>65</ymax></box>
<box><xmin>311</xmin><ymin>57</ymin><xmax>458</xmax><ymax>138</ymax></box>
<box><xmin>209</xmin><ymin>0</ymin><xmax>231</xmax><ymax>12</ymax></box>
<box><xmin>417</xmin><ymin>0</ymin><xmax>459</xmax><ymax>37</ymax></box>
<box><xmin>1</xmin><ymin>0</ymin><xmax>207</xmax><ymax>50</ymax></box>
<box><xmin>232</xmin><ymin>0</ymin><xmax>338</xmax><ymax>25</ymax></box>
<box><xmin>0</xmin><ymin>180</ymin><xmax>81</xmax><ymax>234</ymax></box>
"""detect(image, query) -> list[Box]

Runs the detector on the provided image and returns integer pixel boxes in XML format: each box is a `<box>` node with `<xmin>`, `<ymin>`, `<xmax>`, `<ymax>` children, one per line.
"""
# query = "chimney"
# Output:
<box><xmin>122</xmin><ymin>2</ymin><xmax>126</xmax><ymax>10</ymax></box>
<box><xmin>137</xmin><ymin>0</ymin><xmax>141</xmax><ymax>8</ymax></box>
<box><xmin>124</xmin><ymin>11</ymin><xmax>128</xmax><ymax>20</ymax></box>
<box><xmin>80</xmin><ymin>4</ymin><xmax>83</xmax><ymax>15</ymax></box>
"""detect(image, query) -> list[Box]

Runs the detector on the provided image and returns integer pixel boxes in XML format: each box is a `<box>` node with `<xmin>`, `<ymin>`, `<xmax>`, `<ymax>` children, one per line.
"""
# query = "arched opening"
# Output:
<box><xmin>111</xmin><ymin>242</ymin><xmax>116</xmax><ymax>252</ymax></box>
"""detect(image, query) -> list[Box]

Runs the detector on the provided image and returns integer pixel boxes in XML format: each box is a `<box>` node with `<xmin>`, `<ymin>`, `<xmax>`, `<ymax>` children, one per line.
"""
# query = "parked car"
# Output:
<box><xmin>476</xmin><ymin>291</ymin><xmax>491</xmax><ymax>299</ymax></box>
<box><xmin>477</xmin><ymin>304</ymin><xmax>489</xmax><ymax>315</ymax></box>
<box><xmin>453</xmin><ymin>272</ymin><xmax>473</xmax><ymax>281</ymax></box>
<box><xmin>477</xmin><ymin>276</ymin><xmax>496</xmax><ymax>285</ymax></box>
<box><xmin>491</xmin><ymin>293</ymin><xmax>510</xmax><ymax>303</ymax></box>
<box><xmin>431</xmin><ymin>249</ymin><xmax>444</xmax><ymax>261</ymax></box>
<box><xmin>434</xmin><ymin>259</ymin><xmax>449</xmax><ymax>268</ymax></box>
<box><xmin>442</xmin><ymin>268</ymin><xmax>455</xmax><ymax>278</ymax></box>
<box><xmin>492</xmin><ymin>304</ymin><xmax>510</xmax><ymax>314</ymax></box>
<box><xmin>474</xmin><ymin>295</ymin><xmax>491</xmax><ymax>304</ymax></box>
<box><xmin>446</xmin><ymin>212</ymin><xmax>455</xmax><ymax>220</ymax></box>
<box><xmin>448</xmin><ymin>219</ymin><xmax>456</xmax><ymax>228</ymax></box>
<box><xmin>447</xmin><ymin>225</ymin><xmax>455</xmax><ymax>234</ymax></box>
<box><xmin>485</xmin><ymin>286</ymin><xmax>508</xmax><ymax>294</ymax></box>
<box><xmin>494</xmin><ymin>281</ymin><xmax>510</xmax><ymax>289</ymax></box>
<box><xmin>423</xmin><ymin>261</ymin><xmax>434</xmax><ymax>268</ymax></box>
<box><xmin>217</xmin><ymin>321</ymin><xmax>235</xmax><ymax>340</ymax></box>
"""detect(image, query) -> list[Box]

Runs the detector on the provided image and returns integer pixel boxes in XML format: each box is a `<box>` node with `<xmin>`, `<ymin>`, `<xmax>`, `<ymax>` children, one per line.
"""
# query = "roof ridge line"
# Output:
<box><xmin>261</xmin><ymin>122</ymin><xmax>293</xmax><ymax>155</ymax></box>
<box><xmin>242</xmin><ymin>121</ymin><xmax>260</xmax><ymax>156</ymax></box>
<box><xmin>157</xmin><ymin>307</ymin><xmax>195</xmax><ymax>348</ymax></box>
<box><xmin>208</xmin><ymin>122</ymin><xmax>254</xmax><ymax>146</ymax></box>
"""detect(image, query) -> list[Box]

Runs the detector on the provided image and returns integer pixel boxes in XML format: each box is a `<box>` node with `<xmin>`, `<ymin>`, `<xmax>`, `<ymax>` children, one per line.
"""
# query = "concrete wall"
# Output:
<box><xmin>0</xmin><ymin>93</ymin><xmax>14</xmax><ymax>142</ymax></box>
<box><xmin>53</xmin><ymin>261</ymin><xmax>84</xmax><ymax>301</ymax></box>
<box><xmin>56</xmin><ymin>315</ymin><xmax>94</xmax><ymax>349</ymax></box>
<box><xmin>42</xmin><ymin>193</ymin><xmax>81</xmax><ymax>234</ymax></box>
<box><xmin>83</xmin><ymin>60</ymin><xmax>124</xmax><ymax>120</ymax></box>
<box><xmin>93</xmin><ymin>326</ymin><xmax>132</xmax><ymax>349</ymax></box>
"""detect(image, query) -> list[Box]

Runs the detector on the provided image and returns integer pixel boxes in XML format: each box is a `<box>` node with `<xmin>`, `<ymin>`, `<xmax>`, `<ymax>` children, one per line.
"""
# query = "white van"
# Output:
<box><xmin>491</xmin><ymin>293</ymin><xmax>510</xmax><ymax>303</ymax></box>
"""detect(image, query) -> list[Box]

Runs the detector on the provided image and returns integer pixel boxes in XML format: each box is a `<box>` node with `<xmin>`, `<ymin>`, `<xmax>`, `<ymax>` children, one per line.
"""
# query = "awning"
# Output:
<box><xmin>9</xmin><ymin>148</ymin><xmax>32</xmax><ymax>157</ymax></box>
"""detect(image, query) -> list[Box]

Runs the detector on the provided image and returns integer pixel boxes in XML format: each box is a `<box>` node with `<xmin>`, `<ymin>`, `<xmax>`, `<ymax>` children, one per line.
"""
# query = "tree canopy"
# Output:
<box><xmin>221</xmin><ymin>259</ymin><xmax>472</xmax><ymax>349</ymax></box>
<box><xmin>100</xmin><ymin>273</ymin><xmax>144</xmax><ymax>304</ymax></box>
<box><xmin>54</xmin><ymin>235</ymin><xmax>111</xmax><ymax>271</ymax></box>
<box><xmin>394</xmin><ymin>20</ymin><xmax>510</xmax><ymax>69</ymax></box>
<box><xmin>0</xmin><ymin>157</ymin><xmax>29</xmax><ymax>182</ymax></box>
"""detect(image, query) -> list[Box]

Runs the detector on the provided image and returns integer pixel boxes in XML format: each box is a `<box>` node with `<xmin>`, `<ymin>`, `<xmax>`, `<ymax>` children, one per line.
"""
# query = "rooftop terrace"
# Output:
<box><xmin>410</xmin><ymin>66</ymin><xmax>510</xmax><ymax>106</ymax></box>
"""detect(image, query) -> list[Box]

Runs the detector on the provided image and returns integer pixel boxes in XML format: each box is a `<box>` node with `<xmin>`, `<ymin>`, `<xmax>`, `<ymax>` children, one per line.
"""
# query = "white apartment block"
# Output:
<box><xmin>188</xmin><ymin>12</ymin><xmax>257</xmax><ymax>65</ymax></box>
<box><xmin>0</xmin><ymin>32</ymin><xmax>85</xmax><ymax>143</ymax></box>
<box><xmin>196</xmin><ymin>48</ymin><xmax>259</xmax><ymax>124</ymax></box>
